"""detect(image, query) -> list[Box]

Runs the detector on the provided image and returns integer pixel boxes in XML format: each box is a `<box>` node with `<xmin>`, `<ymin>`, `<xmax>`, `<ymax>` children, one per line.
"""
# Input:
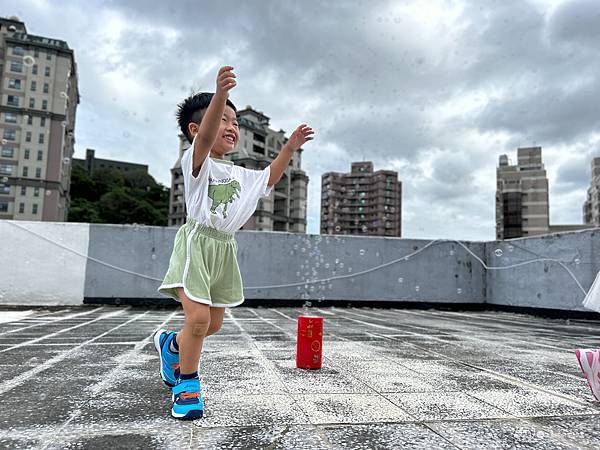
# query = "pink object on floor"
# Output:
<box><xmin>575</xmin><ymin>348</ymin><xmax>600</xmax><ymax>401</ymax></box>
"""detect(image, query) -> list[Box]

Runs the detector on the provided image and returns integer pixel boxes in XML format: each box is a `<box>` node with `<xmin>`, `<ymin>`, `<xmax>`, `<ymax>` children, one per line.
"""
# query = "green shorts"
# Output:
<box><xmin>158</xmin><ymin>218</ymin><xmax>244</xmax><ymax>307</ymax></box>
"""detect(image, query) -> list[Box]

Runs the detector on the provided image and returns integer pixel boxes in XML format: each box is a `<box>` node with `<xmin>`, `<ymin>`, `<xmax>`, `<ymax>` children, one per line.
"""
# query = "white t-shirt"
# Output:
<box><xmin>181</xmin><ymin>137</ymin><xmax>272</xmax><ymax>233</ymax></box>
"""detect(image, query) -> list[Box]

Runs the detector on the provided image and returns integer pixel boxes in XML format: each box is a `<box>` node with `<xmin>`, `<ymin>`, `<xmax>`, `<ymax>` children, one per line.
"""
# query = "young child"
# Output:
<box><xmin>575</xmin><ymin>270</ymin><xmax>600</xmax><ymax>401</ymax></box>
<box><xmin>154</xmin><ymin>66</ymin><xmax>314</xmax><ymax>420</ymax></box>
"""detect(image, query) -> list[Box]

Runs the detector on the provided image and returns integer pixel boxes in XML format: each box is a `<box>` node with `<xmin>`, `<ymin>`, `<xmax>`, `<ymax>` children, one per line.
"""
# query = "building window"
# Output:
<box><xmin>8</xmin><ymin>79</ymin><xmax>22</xmax><ymax>89</ymax></box>
<box><xmin>35</xmin><ymin>168</ymin><xmax>41</xmax><ymax>178</ymax></box>
<box><xmin>4</xmin><ymin>112</ymin><xmax>17</xmax><ymax>123</ymax></box>
<box><xmin>46</xmin><ymin>52</ymin><xmax>52</xmax><ymax>61</ymax></box>
<box><xmin>32</xmin><ymin>204</ymin><xmax>38</xmax><ymax>214</ymax></box>
<box><xmin>22</xmin><ymin>166</ymin><xmax>28</xmax><ymax>177</ymax></box>
<box><xmin>31</xmin><ymin>80</ymin><xmax>37</xmax><ymax>91</ymax></box>
<box><xmin>29</xmin><ymin>98</ymin><xmax>35</xmax><ymax>108</ymax></box>
<box><xmin>32</xmin><ymin>64</ymin><xmax>38</xmax><ymax>75</ymax></box>
<box><xmin>24</xmin><ymin>149</ymin><xmax>30</xmax><ymax>159</ymax></box>
<box><xmin>12</xmin><ymin>46</ymin><xmax>25</xmax><ymax>56</ymax></box>
<box><xmin>34</xmin><ymin>49</ymin><xmax>39</xmax><ymax>58</ymax></box>
<box><xmin>19</xmin><ymin>203</ymin><xmax>25</xmax><ymax>214</ymax></box>
<box><xmin>44</xmin><ymin>66</ymin><xmax>50</xmax><ymax>77</ymax></box>
<box><xmin>10</xmin><ymin>61</ymin><xmax>23</xmax><ymax>73</ymax></box>
<box><xmin>20</xmin><ymin>185</ymin><xmax>26</xmax><ymax>195</ymax></box>
<box><xmin>7</xmin><ymin>95</ymin><xmax>19</xmax><ymax>107</ymax></box>
<box><xmin>39</xmin><ymin>117</ymin><xmax>46</xmax><ymax>127</ymax></box>
<box><xmin>38</xmin><ymin>133</ymin><xmax>45</xmax><ymax>144</ymax></box>
<box><xmin>27</xmin><ymin>116</ymin><xmax>33</xmax><ymax>125</ymax></box>
<box><xmin>0</xmin><ymin>184</ymin><xmax>9</xmax><ymax>194</ymax></box>
<box><xmin>26</xmin><ymin>132</ymin><xmax>31</xmax><ymax>142</ymax></box>
<box><xmin>1</xmin><ymin>147</ymin><xmax>14</xmax><ymax>158</ymax></box>
<box><xmin>37</xmin><ymin>150</ymin><xmax>43</xmax><ymax>161</ymax></box>
<box><xmin>0</xmin><ymin>202</ymin><xmax>8</xmax><ymax>212</ymax></box>
<box><xmin>3</xmin><ymin>129</ymin><xmax>16</xmax><ymax>141</ymax></box>
<box><xmin>42</xmin><ymin>100</ymin><xmax>48</xmax><ymax>110</ymax></box>
<box><xmin>43</xmin><ymin>83</ymin><xmax>49</xmax><ymax>94</ymax></box>
<box><xmin>0</xmin><ymin>164</ymin><xmax>14</xmax><ymax>175</ymax></box>
<box><xmin>34</xmin><ymin>187</ymin><xmax>39</xmax><ymax>197</ymax></box>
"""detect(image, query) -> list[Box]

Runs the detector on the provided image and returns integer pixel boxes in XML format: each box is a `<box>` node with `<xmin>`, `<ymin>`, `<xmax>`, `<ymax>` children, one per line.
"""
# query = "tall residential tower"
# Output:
<box><xmin>321</xmin><ymin>161</ymin><xmax>402</xmax><ymax>236</ymax></box>
<box><xmin>0</xmin><ymin>17</ymin><xmax>79</xmax><ymax>221</ymax></box>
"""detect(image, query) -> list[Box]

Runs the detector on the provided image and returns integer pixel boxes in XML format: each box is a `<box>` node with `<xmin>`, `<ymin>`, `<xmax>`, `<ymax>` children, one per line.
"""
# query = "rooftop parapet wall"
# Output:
<box><xmin>0</xmin><ymin>220</ymin><xmax>596</xmax><ymax>312</ymax></box>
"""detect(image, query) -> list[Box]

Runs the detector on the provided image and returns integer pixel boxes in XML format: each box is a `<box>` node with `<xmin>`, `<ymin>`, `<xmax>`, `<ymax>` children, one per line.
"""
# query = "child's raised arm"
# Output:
<box><xmin>268</xmin><ymin>124</ymin><xmax>314</xmax><ymax>187</ymax></box>
<box><xmin>191</xmin><ymin>66</ymin><xmax>237</xmax><ymax>176</ymax></box>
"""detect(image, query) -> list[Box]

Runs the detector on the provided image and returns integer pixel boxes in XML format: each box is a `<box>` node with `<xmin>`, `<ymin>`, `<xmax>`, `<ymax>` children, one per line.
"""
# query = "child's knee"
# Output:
<box><xmin>184</xmin><ymin>306</ymin><xmax>211</xmax><ymax>336</ymax></box>
<box><xmin>207</xmin><ymin>320</ymin><xmax>223</xmax><ymax>336</ymax></box>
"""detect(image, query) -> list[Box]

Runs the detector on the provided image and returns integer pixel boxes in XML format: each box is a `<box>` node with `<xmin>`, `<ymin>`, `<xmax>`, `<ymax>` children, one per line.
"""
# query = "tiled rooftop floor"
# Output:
<box><xmin>0</xmin><ymin>306</ymin><xmax>599</xmax><ymax>449</ymax></box>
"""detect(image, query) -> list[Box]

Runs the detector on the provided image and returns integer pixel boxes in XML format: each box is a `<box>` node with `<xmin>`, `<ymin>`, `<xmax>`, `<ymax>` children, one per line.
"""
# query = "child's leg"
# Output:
<box><xmin>206</xmin><ymin>307</ymin><xmax>225</xmax><ymax>337</ymax></box>
<box><xmin>176</xmin><ymin>288</ymin><xmax>211</xmax><ymax>375</ymax></box>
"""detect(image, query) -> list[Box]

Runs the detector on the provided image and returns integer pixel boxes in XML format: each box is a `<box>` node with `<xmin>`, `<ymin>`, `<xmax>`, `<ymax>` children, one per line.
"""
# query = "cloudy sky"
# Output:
<box><xmin>4</xmin><ymin>0</ymin><xmax>599</xmax><ymax>240</ymax></box>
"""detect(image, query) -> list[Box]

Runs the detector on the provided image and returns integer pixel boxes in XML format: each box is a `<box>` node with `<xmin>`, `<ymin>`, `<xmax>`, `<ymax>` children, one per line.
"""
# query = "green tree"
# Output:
<box><xmin>68</xmin><ymin>165</ymin><xmax>169</xmax><ymax>225</ymax></box>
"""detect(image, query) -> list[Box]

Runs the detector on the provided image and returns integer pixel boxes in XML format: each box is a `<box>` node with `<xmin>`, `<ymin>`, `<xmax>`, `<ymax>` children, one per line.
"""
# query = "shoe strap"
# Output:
<box><xmin>173</xmin><ymin>378</ymin><xmax>200</xmax><ymax>395</ymax></box>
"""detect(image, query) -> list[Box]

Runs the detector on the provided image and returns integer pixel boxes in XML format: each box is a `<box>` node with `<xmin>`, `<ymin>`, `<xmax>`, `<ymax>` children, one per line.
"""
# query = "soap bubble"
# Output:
<box><xmin>62</xmin><ymin>157</ymin><xmax>70</xmax><ymax>164</ymax></box>
<box><xmin>508</xmin><ymin>245</ymin><xmax>514</xmax><ymax>252</ymax></box>
<box><xmin>359</xmin><ymin>249</ymin><xmax>365</xmax><ymax>256</ymax></box>
<box><xmin>361</xmin><ymin>225</ymin><xmax>368</xmax><ymax>232</ymax></box>
<box><xmin>60</xmin><ymin>91</ymin><xmax>68</xmax><ymax>99</ymax></box>
<box><xmin>494</xmin><ymin>249</ymin><xmax>503</xmax><ymax>257</ymax></box>
<box><xmin>415</xmin><ymin>285</ymin><xmax>420</xmax><ymax>292</ymax></box>
<box><xmin>334</xmin><ymin>225</ymin><xmax>341</xmax><ymax>232</ymax></box>
<box><xmin>1</xmin><ymin>177</ymin><xmax>8</xmax><ymax>183</ymax></box>
<box><xmin>339</xmin><ymin>262</ymin><xmax>344</xmax><ymax>268</ymax></box>
<box><xmin>61</xmin><ymin>121</ymin><xmax>67</xmax><ymax>128</ymax></box>
<box><xmin>457</xmin><ymin>288</ymin><xmax>462</xmax><ymax>294</ymax></box>
<box><xmin>324</xmin><ymin>263</ymin><xmax>329</xmax><ymax>269</ymax></box>
<box><xmin>45</xmin><ymin>190</ymin><xmax>51</xmax><ymax>196</ymax></box>
<box><xmin>449</xmin><ymin>249</ymin><xmax>455</xmax><ymax>256</ymax></box>
<box><xmin>574</xmin><ymin>258</ymin><xmax>580</xmax><ymax>265</ymax></box>
<box><xmin>23</xmin><ymin>55</ymin><xmax>35</xmax><ymax>67</ymax></box>
<box><xmin>398</xmin><ymin>277</ymin><xmax>403</xmax><ymax>283</ymax></box>
<box><xmin>293</xmin><ymin>244</ymin><xmax>299</xmax><ymax>250</ymax></box>
<box><xmin>1</xmin><ymin>139</ymin><xmax>7</xmax><ymax>145</ymax></box>
<box><xmin>301</xmin><ymin>247</ymin><xmax>306</xmax><ymax>252</ymax></box>
<box><xmin>151</xmin><ymin>254</ymin><xmax>157</xmax><ymax>260</ymax></box>
<box><xmin>335</xmin><ymin>258</ymin><xmax>340</xmax><ymax>264</ymax></box>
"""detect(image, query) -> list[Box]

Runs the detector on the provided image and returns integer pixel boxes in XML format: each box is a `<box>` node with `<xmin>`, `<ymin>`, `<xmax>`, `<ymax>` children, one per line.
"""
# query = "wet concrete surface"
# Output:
<box><xmin>0</xmin><ymin>306</ymin><xmax>599</xmax><ymax>449</ymax></box>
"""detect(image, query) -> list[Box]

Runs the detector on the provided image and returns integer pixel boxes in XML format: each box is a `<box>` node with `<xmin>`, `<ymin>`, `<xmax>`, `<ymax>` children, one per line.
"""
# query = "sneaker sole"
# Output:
<box><xmin>575</xmin><ymin>349</ymin><xmax>599</xmax><ymax>400</ymax></box>
<box><xmin>171</xmin><ymin>408</ymin><xmax>203</xmax><ymax>420</ymax></box>
<box><xmin>153</xmin><ymin>329</ymin><xmax>176</xmax><ymax>388</ymax></box>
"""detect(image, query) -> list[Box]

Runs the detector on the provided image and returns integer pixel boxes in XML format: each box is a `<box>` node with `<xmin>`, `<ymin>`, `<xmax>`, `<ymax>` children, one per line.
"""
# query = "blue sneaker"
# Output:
<box><xmin>153</xmin><ymin>329</ymin><xmax>180</xmax><ymax>387</ymax></box>
<box><xmin>171</xmin><ymin>378</ymin><xmax>203</xmax><ymax>420</ymax></box>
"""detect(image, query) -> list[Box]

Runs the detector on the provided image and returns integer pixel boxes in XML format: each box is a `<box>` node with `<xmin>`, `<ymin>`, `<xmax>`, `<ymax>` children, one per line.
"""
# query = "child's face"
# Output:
<box><xmin>192</xmin><ymin>105</ymin><xmax>239</xmax><ymax>156</ymax></box>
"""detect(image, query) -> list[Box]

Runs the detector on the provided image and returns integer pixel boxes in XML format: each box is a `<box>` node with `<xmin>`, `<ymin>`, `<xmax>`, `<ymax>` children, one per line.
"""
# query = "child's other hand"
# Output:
<box><xmin>286</xmin><ymin>124</ymin><xmax>314</xmax><ymax>152</ymax></box>
<box><xmin>216</xmin><ymin>66</ymin><xmax>236</xmax><ymax>98</ymax></box>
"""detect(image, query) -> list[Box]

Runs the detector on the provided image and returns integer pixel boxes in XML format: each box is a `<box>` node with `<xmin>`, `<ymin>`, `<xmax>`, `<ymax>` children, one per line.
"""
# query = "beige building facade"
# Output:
<box><xmin>0</xmin><ymin>17</ymin><xmax>79</xmax><ymax>221</ymax></box>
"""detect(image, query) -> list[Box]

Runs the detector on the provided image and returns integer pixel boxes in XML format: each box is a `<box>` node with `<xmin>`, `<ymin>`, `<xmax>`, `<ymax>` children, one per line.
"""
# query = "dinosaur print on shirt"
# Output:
<box><xmin>208</xmin><ymin>177</ymin><xmax>241</xmax><ymax>219</ymax></box>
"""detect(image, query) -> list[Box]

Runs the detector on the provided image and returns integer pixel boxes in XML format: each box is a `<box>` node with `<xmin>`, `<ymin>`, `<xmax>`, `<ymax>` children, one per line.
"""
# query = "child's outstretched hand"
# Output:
<box><xmin>286</xmin><ymin>124</ymin><xmax>314</xmax><ymax>152</ymax></box>
<box><xmin>216</xmin><ymin>66</ymin><xmax>236</xmax><ymax>98</ymax></box>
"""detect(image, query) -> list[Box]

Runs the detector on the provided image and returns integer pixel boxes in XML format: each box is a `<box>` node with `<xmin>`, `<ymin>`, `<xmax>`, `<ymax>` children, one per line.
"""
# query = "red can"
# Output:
<box><xmin>296</xmin><ymin>315</ymin><xmax>323</xmax><ymax>369</ymax></box>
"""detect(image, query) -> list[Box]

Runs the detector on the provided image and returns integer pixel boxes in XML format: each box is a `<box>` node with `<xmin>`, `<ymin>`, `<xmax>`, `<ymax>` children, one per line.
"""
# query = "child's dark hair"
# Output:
<box><xmin>176</xmin><ymin>92</ymin><xmax>237</xmax><ymax>144</ymax></box>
